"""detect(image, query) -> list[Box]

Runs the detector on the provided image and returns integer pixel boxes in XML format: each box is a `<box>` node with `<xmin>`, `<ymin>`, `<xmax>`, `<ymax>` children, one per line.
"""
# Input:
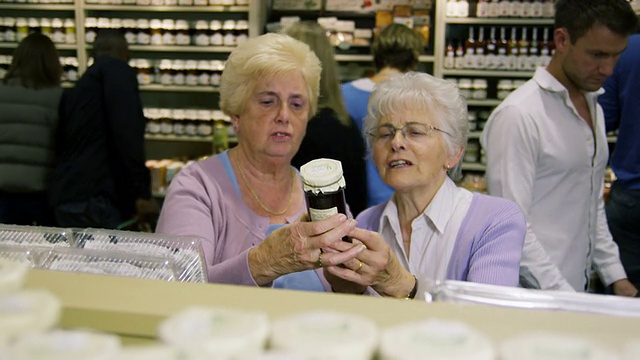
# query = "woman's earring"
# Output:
<box><xmin>445</xmin><ymin>163</ymin><xmax>451</xmax><ymax>170</ymax></box>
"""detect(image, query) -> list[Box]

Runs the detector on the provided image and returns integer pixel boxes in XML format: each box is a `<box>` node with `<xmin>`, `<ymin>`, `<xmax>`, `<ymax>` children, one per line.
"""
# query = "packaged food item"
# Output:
<box><xmin>271</xmin><ymin>311</ymin><xmax>378</xmax><ymax>360</ymax></box>
<box><xmin>380</xmin><ymin>318</ymin><xmax>495</xmax><ymax>360</ymax></box>
<box><xmin>9</xmin><ymin>329</ymin><xmax>121</xmax><ymax>360</ymax></box>
<box><xmin>0</xmin><ymin>290</ymin><xmax>61</xmax><ymax>340</ymax></box>
<box><xmin>0</xmin><ymin>259</ymin><xmax>29</xmax><ymax>295</ymax></box>
<box><xmin>501</xmin><ymin>332</ymin><xmax>619</xmax><ymax>360</ymax></box>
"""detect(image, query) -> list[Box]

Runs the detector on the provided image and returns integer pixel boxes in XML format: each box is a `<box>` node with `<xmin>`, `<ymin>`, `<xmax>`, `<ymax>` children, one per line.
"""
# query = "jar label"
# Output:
<box><xmin>309</xmin><ymin>207</ymin><xmax>338</xmax><ymax>221</ymax></box>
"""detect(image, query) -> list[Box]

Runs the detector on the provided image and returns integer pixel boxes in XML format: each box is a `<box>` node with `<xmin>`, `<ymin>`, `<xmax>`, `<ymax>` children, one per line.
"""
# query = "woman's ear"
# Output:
<box><xmin>231</xmin><ymin>114</ymin><xmax>240</xmax><ymax>133</ymax></box>
<box><xmin>445</xmin><ymin>146</ymin><xmax>465</xmax><ymax>170</ymax></box>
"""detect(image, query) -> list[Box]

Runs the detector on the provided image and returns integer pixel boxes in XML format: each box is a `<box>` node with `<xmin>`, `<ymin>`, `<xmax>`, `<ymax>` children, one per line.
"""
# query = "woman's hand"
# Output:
<box><xmin>325</xmin><ymin>227</ymin><xmax>415</xmax><ymax>298</ymax></box>
<box><xmin>248</xmin><ymin>213</ymin><xmax>364</xmax><ymax>286</ymax></box>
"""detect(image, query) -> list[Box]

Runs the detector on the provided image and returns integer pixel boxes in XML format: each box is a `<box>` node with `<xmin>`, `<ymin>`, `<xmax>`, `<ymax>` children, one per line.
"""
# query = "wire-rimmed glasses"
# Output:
<box><xmin>367</xmin><ymin>122</ymin><xmax>452</xmax><ymax>143</ymax></box>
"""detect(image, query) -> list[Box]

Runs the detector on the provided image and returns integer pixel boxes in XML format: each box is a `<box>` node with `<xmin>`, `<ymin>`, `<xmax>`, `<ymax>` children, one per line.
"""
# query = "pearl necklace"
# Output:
<box><xmin>235</xmin><ymin>157</ymin><xmax>295</xmax><ymax>216</ymax></box>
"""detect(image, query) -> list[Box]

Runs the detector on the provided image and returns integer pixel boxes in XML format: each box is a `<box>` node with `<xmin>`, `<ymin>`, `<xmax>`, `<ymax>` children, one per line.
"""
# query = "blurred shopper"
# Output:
<box><xmin>341</xmin><ymin>23</ymin><xmax>424</xmax><ymax>207</ymax></box>
<box><xmin>50</xmin><ymin>29</ymin><xmax>156</xmax><ymax>230</ymax></box>
<box><xmin>599</xmin><ymin>34</ymin><xmax>640</xmax><ymax>290</ymax></box>
<box><xmin>285</xmin><ymin>21</ymin><xmax>367</xmax><ymax>217</ymax></box>
<box><xmin>481</xmin><ymin>0</ymin><xmax>638</xmax><ymax>295</ymax></box>
<box><xmin>325</xmin><ymin>72</ymin><xmax>526</xmax><ymax>298</ymax></box>
<box><xmin>0</xmin><ymin>33</ymin><xmax>63</xmax><ymax>226</ymax></box>
<box><xmin>156</xmin><ymin>33</ymin><xmax>363</xmax><ymax>291</ymax></box>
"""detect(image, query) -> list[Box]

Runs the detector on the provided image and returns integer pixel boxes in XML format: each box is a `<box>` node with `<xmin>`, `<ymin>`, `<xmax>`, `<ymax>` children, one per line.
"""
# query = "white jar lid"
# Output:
<box><xmin>0</xmin><ymin>290</ymin><xmax>61</xmax><ymax>340</ymax></box>
<box><xmin>270</xmin><ymin>311</ymin><xmax>378</xmax><ymax>360</ymax></box>
<box><xmin>380</xmin><ymin>318</ymin><xmax>495</xmax><ymax>360</ymax></box>
<box><xmin>0</xmin><ymin>259</ymin><xmax>29</xmax><ymax>295</ymax></box>
<box><xmin>300</xmin><ymin>158</ymin><xmax>345</xmax><ymax>194</ymax></box>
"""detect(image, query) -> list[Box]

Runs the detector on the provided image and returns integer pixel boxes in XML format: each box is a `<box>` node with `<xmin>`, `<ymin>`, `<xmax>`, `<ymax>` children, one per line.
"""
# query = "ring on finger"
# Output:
<box><xmin>356</xmin><ymin>260</ymin><xmax>363</xmax><ymax>272</ymax></box>
<box><xmin>317</xmin><ymin>252</ymin><xmax>323</xmax><ymax>268</ymax></box>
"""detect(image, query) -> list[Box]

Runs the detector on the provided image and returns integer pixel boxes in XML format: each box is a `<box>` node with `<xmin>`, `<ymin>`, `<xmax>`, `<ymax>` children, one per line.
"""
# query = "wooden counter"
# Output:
<box><xmin>23</xmin><ymin>269</ymin><xmax>640</xmax><ymax>348</ymax></box>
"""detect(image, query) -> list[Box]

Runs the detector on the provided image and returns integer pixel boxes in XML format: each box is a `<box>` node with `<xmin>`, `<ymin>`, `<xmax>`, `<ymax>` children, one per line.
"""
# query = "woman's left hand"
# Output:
<box><xmin>324</xmin><ymin>227</ymin><xmax>415</xmax><ymax>298</ymax></box>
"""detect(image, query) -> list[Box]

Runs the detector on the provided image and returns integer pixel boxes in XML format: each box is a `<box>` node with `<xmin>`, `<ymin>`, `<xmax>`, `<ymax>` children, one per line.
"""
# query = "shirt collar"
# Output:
<box><xmin>533</xmin><ymin>67</ymin><xmax>605</xmax><ymax>98</ymax></box>
<box><xmin>380</xmin><ymin>177</ymin><xmax>458</xmax><ymax>235</ymax></box>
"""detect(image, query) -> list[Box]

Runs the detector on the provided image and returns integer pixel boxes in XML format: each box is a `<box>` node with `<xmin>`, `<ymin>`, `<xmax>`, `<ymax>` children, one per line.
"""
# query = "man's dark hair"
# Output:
<box><xmin>92</xmin><ymin>29</ymin><xmax>129</xmax><ymax>61</ymax></box>
<box><xmin>371</xmin><ymin>23</ymin><xmax>424</xmax><ymax>72</ymax></box>
<box><xmin>555</xmin><ymin>0</ymin><xmax>638</xmax><ymax>44</ymax></box>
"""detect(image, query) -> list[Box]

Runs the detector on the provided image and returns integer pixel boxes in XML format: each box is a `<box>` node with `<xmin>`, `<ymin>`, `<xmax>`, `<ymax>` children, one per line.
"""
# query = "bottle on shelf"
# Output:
<box><xmin>485</xmin><ymin>26</ymin><xmax>498</xmax><ymax>70</ymax></box>
<box><xmin>498</xmin><ymin>0</ymin><xmax>510</xmax><ymax>17</ymax></box>
<box><xmin>507</xmin><ymin>27</ymin><xmax>518</xmax><ymax>70</ymax></box>
<box><xmin>446</xmin><ymin>0</ymin><xmax>459</xmax><ymax>17</ymax></box>
<box><xmin>543</xmin><ymin>0</ymin><xmax>555</xmax><ymax>18</ymax></box>
<box><xmin>521</xmin><ymin>0</ymin><xmax>533</xmax><ymax>17</ymax></box>
<box><xmin>464</xmin><ymin>27</ymin><xmax>476</xmax><ymax>69</ymax></box>
<box><xmin>455</xmin><ymin>40</ymin><xmax>466</xmax><ymax>69</ymax></box>
<box><xmin>527</xmin><ymin>27</ymin><xmax>539</xmax><ymax>70</ymax></box>
<box><xmin>531</xmin><ymin>0</ymin><xmax>544</xmax><ymax>18</ymax></box>
<box><xmin>497</xmin><ymin>26</ymin><xmax>508</xmax><ymax>70</ymax></box>
<box><xmin>517</xmin><ymin>27</ymin><xmax>529</xmax><ymax>71</ymax></box>
<box><xmin>444</xmin><ymin>41</ymin><xmax>455</xmax><ymax>69</ymax></box>
<box><xmin>488</xmin><ymin>0</ymin><xmax>500</xmax><ymax>18</ymax></box>
<box><xmin>477</xmin><ymin>0</ymin><xmax>489</xmax><ymax>17</ymax></box>
<box><xmin>475</xmin><ymin>27</ymin><xmax>486</xmax><ymax>69</ymax></box>
<box><xmin>509</xmin><ymin>0</ymin><xmax>523</xmax><ymax>18</ymax></box>
<box><xmin>538</xmin><ymin>27</ymin><xmax>552</xmax><ymax>67</ymax></box>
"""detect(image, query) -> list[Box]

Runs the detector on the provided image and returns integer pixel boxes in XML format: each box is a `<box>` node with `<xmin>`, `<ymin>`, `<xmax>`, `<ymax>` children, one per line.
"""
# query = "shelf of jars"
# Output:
<box><xmin>83</xmin><ymin>4</ymin><xmax>248</xmax><ymax>12</ymax></box>
<box><xmin>145</xmin><ymin>134</ymin><xmax>213</xmax><ymax>143</ymax></box>
<box><xmin>466</xmin><ymin>99</ymin><xmax>501</xmax><ymax>106</ymax></box>
<box><xmin>461</xmin><ymin>162</ymin><xmax>486</xmax><ymax>171</ymax></box>
<box><xmin>334</xmin><ymin>54</ymin><xmax>435</xmax><ymax>63</ymax></box>
<box><xmin>442</xmin><ymin>69</ymin><xmax>534</xmax><ymax>77</ymax></box>
<box><xmin>0</xmin><ymin>42</ymin><xmax>77</xmax><ymax>50</ymax></box>
<box><xmin>139</xmin><ymin>84</ymin><xmax>219</xmax><ymax>92</ymax></box>
<box><xmin>129</xmin><ymin>45</ymin><xmax>235</xmax><ymax>52</ymax></box>
<box><xmin>0</xmin><ymin>4</ymin><xmax>75</xmax><ymax>10</ymax></box>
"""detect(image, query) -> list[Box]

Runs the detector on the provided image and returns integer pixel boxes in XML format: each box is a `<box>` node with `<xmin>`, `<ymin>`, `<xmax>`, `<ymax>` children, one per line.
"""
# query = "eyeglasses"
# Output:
<box><xmin>367</xmin><ymin>122</ymin><xmax>452</xmax><ymax>143</ymax></box>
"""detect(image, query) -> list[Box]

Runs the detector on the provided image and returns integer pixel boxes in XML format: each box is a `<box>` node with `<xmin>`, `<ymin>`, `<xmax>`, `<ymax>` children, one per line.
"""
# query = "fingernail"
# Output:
<box><xmin>337</xmin><ymin>214</ymin><xmax>347</xmax><ymax>221</ymax></box>
<box><xmin>350</xmin><ymin>219</ymin><xmax>358</xmax><ymax>227</ymax></box>
<box><xmin>358</xmin><ymin>244</ymin><xmax>367</xmax><ymax>252</ymax></box>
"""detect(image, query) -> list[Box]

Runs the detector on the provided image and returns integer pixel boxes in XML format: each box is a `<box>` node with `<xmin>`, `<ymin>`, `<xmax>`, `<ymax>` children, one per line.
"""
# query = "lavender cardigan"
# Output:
<box><xmin>356</xmin><ymin>193</ymin><xmax>526</xmax><ymax>286</ymax></box>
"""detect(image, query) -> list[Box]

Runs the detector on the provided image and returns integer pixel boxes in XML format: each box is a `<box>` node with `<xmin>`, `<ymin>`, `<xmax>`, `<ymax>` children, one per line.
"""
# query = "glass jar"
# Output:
<box><xmin>184</xmin><ymin>60</ymin><xmax>198</xmax><ymax>86</ymax></box>
<box><xmin>464</xmin><ymin>140</ymin><xmax>480</xmax><ymax>163</ymax></box>
<box><xmin>97</xmin><ymin>17</ymin><xmax>110</xmax><ymax>36</ymax></box>
<box><xmin>222</xmin><ymin>20</ymin><xmax>236</xmax><ymax>46</ymax></box>
<box><xmin>64</xmin><ymin>57</ymin><xmax>79</xmax><ymax>82</ymax></box>
<box><xmin>64</xmin><ymin>18</ymin><xmax>76</xmax><ymax>44</ymax></box>
<box><xmin>28</xmin><ymin>17</ymin><xmax>40</xmax><ymax>36</ymax></box>
<box><xmin>471</xmin><ymin>79</ymin><xmax>488</xmax><ymax>100</ymax></box>
<box><xmin>145</xmin><ymin>108</ymin><xmax>162</xmax><ymax>135</ymax></box>
<box><xmin>159</xmin><ymin>109</ymin><xmax>173</xmax><ymax>135</ymax></box>
<box><xmin>196</xmin><ymin>60</ymin><xmax>211</xmax><ymax>86</ymax></box>
<box><xmin>172</xmin><ymin>109</ymin><xmax>186</xmax><ymax>136</ymax></box>
<box><xmin>300</xmin><ymin>158</ymin><xmax>350</xmax><ymax>242</ymax></box>
<box><xmin>136</xmin><ymin>59</ymin><xmax>154</xmax><ymax>85</ymax></box>
<box><xmin>209</xmin><ymin>20</ymin><xmax>223</xmax><ymax>46</ymax></box>
<box><xmin>496</xmin><ymin>79</ymin><xmax>513</xmax><ymax>100</ymax></box>
<box><xmin>16</xmin><ymin>18</ymin><xmax>28</xmax><ymax>42</ymax></box>
<box><xmin>40</xmin><ymin>18</ymin><xmax>52</xmax><ymax>38</ymax></box>
<box><xmin>457</xmin><ymin>78</ymin><xmax>472</xmax><ymax>99</ymax></box>
<box><xmin>161</xmin><ymin>19</ymin><xmax>175</xmax><ymax>45</ymax></box>
<box><xmin>197</xmin><ymin>110</ymin><xmax>213</xmax><ymax>137</ymax></box>
<box><xmin>184</xmin><ymin>110</ymin><xmax>198</xmax><ymax>137</ymax></box>
<box><xmin>235</xmin><ymin>19</ymin><xmax>248</xmax><ymax>44</ymax></box>
<box><xmin>175</xmin><ymin>20</ymin><xmax>190</xmax><ymax>45</ymax></box>
<box><xmin>194</xmin><ymin>20</ymin><xmax>210</xmax><ymax>46</ymax></box>
<box><xmin>150</xmin><ymin>19</ymin><xmax>163</xmax><ymax>45</ymax></box>
<box><xmin>137</xmin><ymin>19</ymin><xmax>150</xmax><ymax>45</ymax></box>
<box><xmin>158</xmin><ymin>59</ymin><xmax>174</xmax><ymax>86</ymax></box>
<box><xmin>4</xmin><ymin>18</ymin><xmax>17</xmax><ymax>43</ymax></box>
<box><xmin>210</xmin><ymin>60</ymin><xmax>224</xmax><ymax>87</ymax></box>
<box><xmin>122</xmin><ymin>18</ymin><xmax>137</xmax><ymax>44</ymax></box>
<box><xmin>172</xmin><ymin>59</ymin><xmax>185</xmax><ymax>85</ymax></box>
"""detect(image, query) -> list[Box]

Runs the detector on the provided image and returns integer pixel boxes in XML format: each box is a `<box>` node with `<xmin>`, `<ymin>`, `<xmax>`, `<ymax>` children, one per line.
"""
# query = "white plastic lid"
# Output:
<box><xmin>501</xmin><ymin>332</ymin><xmax>619</xmax><ymax>360</ymax></box>
<box><xmin>209</xmin><ymin>20</ymin><xmax>222</xmax><ymax>30</ymax></box>
<box><xmin>10</xmin><ymin>329</ymin><xmax>121</xmax><ymax>360</ymax></box>
<box><xmin>270</xmin><ymin>311</ymin><xmax>378</xmax><ymax>360</ymax></box>
<box><xmin>172</xmin><ymin>59</ymin><xmax>185</xmax><ymax>69</ymax></box>
<box><xmin>379</xmin><ymin>318</ymin><xmax>495</xmax><ymax>360</ymax></box>
<box><xmin>175</xmin><ymin>20</ymin><xmax>189</xmax><ymax>30</ymax></box>
<box><xmin>0</xmin><ymin>290</ymin><xmax>61</xmax><ymax>340</ymax></box>
<box><xmin>300</xmin><ymin>158</ymin><xmax>345</xmax><ymax>194</ymax></box>
<box><xmin>150</xmin><ymin>19</ymin><xmax>162</xmax><ymax>29</ymax></box>
<box><xmin>0</xmin><ymin>259</ymin><xmax>29</xmax><ymax>295</ymax></box>
<box><xmin>157</xmin><ymin>307</ymin><xmax>270</xmax><ymax>359</ymax></box>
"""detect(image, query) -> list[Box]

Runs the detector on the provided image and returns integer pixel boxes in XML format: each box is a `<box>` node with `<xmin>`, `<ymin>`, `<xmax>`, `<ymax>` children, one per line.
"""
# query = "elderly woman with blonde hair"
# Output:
<box><xmin>325</xmin><ymin>72</ymin><xmax>527</xmax><ymax>299</ymax></box>
<box><xmin>156</xmin><ymin>33</ymin><xmax>364</xmax><ymax>291</ymax></box>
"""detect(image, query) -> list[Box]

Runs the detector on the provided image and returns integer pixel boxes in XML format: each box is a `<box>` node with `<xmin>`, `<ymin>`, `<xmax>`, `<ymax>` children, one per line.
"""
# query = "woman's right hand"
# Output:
<box><xmin>248</xmin><ymin>213</ymin><xmax>365</xmax><ymax>286</ymax></box>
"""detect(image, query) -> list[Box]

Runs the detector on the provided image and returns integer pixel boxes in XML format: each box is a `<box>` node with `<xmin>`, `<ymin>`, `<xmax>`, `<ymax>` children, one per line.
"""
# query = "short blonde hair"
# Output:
<box><xmin>219</xmin><ymin>33</ymin><xmax>321</xmax><ymax>117</ymax></box>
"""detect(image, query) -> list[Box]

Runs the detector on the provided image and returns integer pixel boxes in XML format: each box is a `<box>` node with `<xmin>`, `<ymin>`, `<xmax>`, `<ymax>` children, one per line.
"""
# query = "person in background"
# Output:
<box><xmin>0</xmin><ymin>33</ymin><xmax>63</xmax><ymax>226</ymax></box>
<box><xmin>285</xmin><ymin>21</ymin><xmax>367</xmax><ymax>217</ymax></box>
<box><xmin>341</xmin><ymin>23</ymin><xmax>424</xmax><ymax>207</ymax></box>
<box><xmin>481</xmin><ymin>0</ymin><xmax>638</xmax><ymax>295</ymax></box>
<box><xmin>155</xmin><ymin>33</ymin><xmax>364</xmax><ymax>291</ymax></box>
<box><xmin>599</xmin><ymin>34</ymin><xmax>640</xmax><ymax>290</ymax></box>
<box><xmin>50</xmin><ymin>29</ymin><xmax>156</xmax><ymax>230</ymax></box>
<box><xmin>324</xmin><ymin>72</ymin><xmax>526</xmax><ymax>299</ymax></box>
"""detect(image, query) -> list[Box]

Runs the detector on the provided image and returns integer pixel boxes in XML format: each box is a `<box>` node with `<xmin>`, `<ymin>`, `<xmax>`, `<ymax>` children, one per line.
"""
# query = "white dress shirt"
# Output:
<box><xmin>481</xmin><ymin>67</ymin><xmax>627</xmax><ymax>291</ymax></box>
<box><xmin>379</xmin><ymin>178</ymin><xmax>473</xmax><ymax>282</ymax></box>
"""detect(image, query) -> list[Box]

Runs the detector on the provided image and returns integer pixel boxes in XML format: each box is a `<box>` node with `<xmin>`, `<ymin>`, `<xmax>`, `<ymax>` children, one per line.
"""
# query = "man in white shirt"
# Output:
<box><xmin>481</xmin><ymin>0</ymin><xmax>638</xmax><ymax>296</ymax></box>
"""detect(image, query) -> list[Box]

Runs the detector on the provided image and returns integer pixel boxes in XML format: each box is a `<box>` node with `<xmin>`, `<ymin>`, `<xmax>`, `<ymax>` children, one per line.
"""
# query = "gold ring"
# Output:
<box><xmin>317</xmin><ymin>252</ymin><xmax>323</xmax><ymax>268</ymax></box>
<box><xmin>356</xmin><ymin>260</ymin><xmax>363</xmax><ymax>272</ymax></box>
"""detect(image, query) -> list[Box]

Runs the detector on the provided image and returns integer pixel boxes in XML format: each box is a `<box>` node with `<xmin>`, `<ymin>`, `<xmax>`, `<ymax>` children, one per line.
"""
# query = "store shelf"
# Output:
<box><xmin>461</xmin><ymin>162</ymin><xmax>486</xmax><ymax>171</ymax></box>
<box><xmin>468</xmin><ymin>131</ymin><xmax>482</xmax><ymax>139</ymax></box>
<box><xmin>607</xmin><ymin>136</ymin><xmax>617</xmax><ymax>144</ymax></box>
<box><xmin>84</xmin><ymin>4</ymin><xmax>248</xmax><ymax>12</ymax></box>
<box><xmin>442</xmin><ymin>69</ymin><xmax>534</xmax><ymax>78</ymax></box>
<box><xmin>445</xmin><ymin>17</ymin><xmax>554</xmax><ymax>25</ymax></box>
<box><xmin>145</xmin><ymin>134</ymin><xmax>212</xmax><ymax>142</ymax></box>
<box><xmin>139</xmin><ymin>84</ymin><xmax>219</xmax><ymax>93</ymax></box>
<box><xmin>335</xmin><ymin>54</ymin><xmax>435</xmax><ymax>63</ymax></box>
<box><xmin>0</xmin><ymin>4</ymin><xmax>75</xmax><ymax>10</ymax></box>
<box><xmin>0</xmin><ymin>42</ymin><xmax>77</xmax><ymax>50</ymax></box>
<box><xmin>128</xmin><ymin>45</ymin><xmax>236</xmax><ymax>53</ymax></box>
<box><xmin>466</xmin><ymin>99</ymin><xmax>502</xmax><ymax>107</ymax></box>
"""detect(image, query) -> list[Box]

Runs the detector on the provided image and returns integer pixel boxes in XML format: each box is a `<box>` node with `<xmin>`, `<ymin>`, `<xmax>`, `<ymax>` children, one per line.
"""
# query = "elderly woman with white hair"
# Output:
<box><xmin>325</xmin><ymin>72</ymin><xmax>526</xmax><ymax>299</ymax></box>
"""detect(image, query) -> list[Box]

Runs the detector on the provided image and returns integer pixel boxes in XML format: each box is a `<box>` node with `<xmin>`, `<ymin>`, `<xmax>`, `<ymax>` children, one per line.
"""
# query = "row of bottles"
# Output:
<box><xmin>444</xmin><ymin>26</ymin><xmax>554</xmax><ymax>71</ymax></box>
<box><xmin>85</xmin><ymin>0</ymin><xmax>245</xmax><ymax>5</ymax></box>
<box><xmin>446</xmin><ymin>0</ymin><xmax>556</xmax><ymax>18</ymax></box>
<box><xmin>129</xmin><ymin>58</ymin><xmax>225</xmax><ymax>87</ymax></box>
<box><xmin>0</xmin><ymin>55</ymin><xmax>79</xmax><ymax>82</ymax></box>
